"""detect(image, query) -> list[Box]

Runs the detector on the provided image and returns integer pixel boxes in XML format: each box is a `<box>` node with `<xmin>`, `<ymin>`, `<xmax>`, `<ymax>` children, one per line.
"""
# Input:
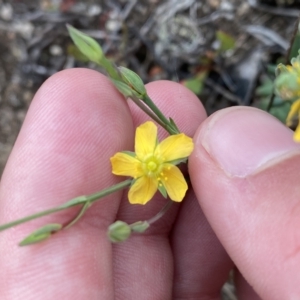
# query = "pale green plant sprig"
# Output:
<box><xmin>0</xmin><ymin>179</ymin><xmax>132</xmax><ymax>245</ymax></box>
<box><xmin>108</xmin><ymin>200</ymin><xmax>173</xmax><ymax>243</ymax></box>
<box><xmin>66</xmin><ymin>25</ymin><xmax>180</xmax><ymax>135</ymax></box>
<box><xmin>274</xmin><ymin>51</ymin><xmax>300</xmax><ymax>142</ymax></box>
<box><xmin>0</xmin><ymin>26</ymin><xmax>192</xmax><ymax>246</ymax></box>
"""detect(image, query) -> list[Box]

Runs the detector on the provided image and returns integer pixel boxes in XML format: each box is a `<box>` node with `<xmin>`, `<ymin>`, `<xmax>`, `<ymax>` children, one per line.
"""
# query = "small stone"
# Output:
<box><xmin>49</xmin><ymin>44</ymin><xmax>63</xmax><ymax>56</ymax></box>
<box><xmin>0</xmin><ymin>4</ymin><xmax>13</xmax><ymax>21</ymax></box>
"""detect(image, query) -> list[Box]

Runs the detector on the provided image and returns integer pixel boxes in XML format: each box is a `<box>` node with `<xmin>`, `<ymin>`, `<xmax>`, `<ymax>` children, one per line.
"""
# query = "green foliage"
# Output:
<box><xmin>289</xmin><ymin>26</ymin><xmax>300</xmax><ymax>60</ymax></box>
<box><xmin>158</xmin><ymin>184</ymin><xmax>167</xmax><ymax>198</ymax></box>
<box><xmin>107</xmin><ymin>221</ymin><xmax>131</xmax><ymax>243</ymax></box>
<box><xmin>67</xmin><ymin>44</ymin><xmax>90</xmax><ymax>63</ymax></box>
<box><xmin>110</xmin><ymin>78</ymin><xmax>138</xmax><ymax>98</ymax></box>
<box><xmin>19</xmin><ymin>224</ymin><xmax>62</xmax><ymax>246</ymax></box>
<box><xmin>256</xmin><ymin>76</ymin><xmax>290</xmax><ymax>123</ymax></box>
<box><xmin>119</xmin><ymin>66</ymin><xmax>147</xmax><ymax>97</ymax></box>
<box><xmin>181</xmin><ymin>70</ymin><xmax>208</xmax><ymax>95</ymax></box>
<box><xmin>216</xmin><ymin>30</ymin><xmax>236</xmax><ymax>53</ymax></box>
<box><xmin>67</xmin><ymin>24</ymin><xmax>104</xmax><ymax>64</ymax></box>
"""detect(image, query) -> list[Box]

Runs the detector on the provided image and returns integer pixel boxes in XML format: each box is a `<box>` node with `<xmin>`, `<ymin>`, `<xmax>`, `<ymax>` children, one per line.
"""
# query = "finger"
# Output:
<box><xmin>189</xmin><ymin>107</ymin><xmax>300</xmax><ymax>299</ymax></box>
<box><xmin>171</xmin><ymin>190</ymin><xmax>234</xmax><ymax>299</ymax></box>
<box><xmin>113</xmin><ymin>81</ymin><xmax>207</xmax><ymax>299</ymax></box>
<box><xmin>0</xmin><ymin>69</ymin><xmax>133</xmax><ymax>299</ymax></box>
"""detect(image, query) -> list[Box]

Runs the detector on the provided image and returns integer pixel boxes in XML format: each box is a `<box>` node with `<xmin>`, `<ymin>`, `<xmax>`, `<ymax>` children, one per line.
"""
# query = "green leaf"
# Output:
<box><xmin>19</xmin><ymin>224</ymin><xmax>62</xmax><ymax>246</ymax></box>
<box><xmin>256</xmin><ymin>77</ymin><xmax>274</xmax><ymax>97</ymax></box>
<box><xmin>266</xmin><ymin>64</ymin><xmax>277</xmax><ymax>75</ymax></box>
<box><xmin>167</xmin><ymin>157</ymin><xmax>188</xmax><ymax>165</ymax></box>
<box><xmin>257</xmin><ymin>96</ymin><xmax>290</xmax><ymax>123</ymax></box>
<box><xmin>275</xmin><ymin>63</ymin><xmax>289</xmax><ymax>77</ymax></box>
<box><xmin>216</xmin><ymin>30</ymin><xmax>236</xmax><ymax>53</ymax></box>
<box><xmin>121</xmin><ymin>151</ymin><xmax>136</xmax><ymax>157</ymax></box>
<box><xmin>118</xmin><ymin>66</ymin><xmax>146</xmax><ymax>96</ymax></box>
<box><xmin>169</xmin><ymin>117</ymin><xmax>180</xmax><ymax>133</ymax></box>
<box><xmin>182</xmin><ymin>70</ymin><xmax>208</xmax><ymax>95</ymax></box>
<box><xmin>67</xmin><ymin>24</ymin><xmax>104</xmax><ymax>64</ymax></box>
<box><xmin>110</xmin><ymin>79</ymin><xmax>136</xmax><ymax>98</ymax></box>
<box><xmin>67</xmin><ymin>44</ymin><xmax>90</xmax><ymax>63</ymax></box>
<box><xmin>158</xmin><ymin>184</ymin><xmax>167</xmax><ymax>198</ymax></box>
<box><xmin>289</xmin><ymin>29</ymin><xmax>300</xmax><ymax>60</ymax></box>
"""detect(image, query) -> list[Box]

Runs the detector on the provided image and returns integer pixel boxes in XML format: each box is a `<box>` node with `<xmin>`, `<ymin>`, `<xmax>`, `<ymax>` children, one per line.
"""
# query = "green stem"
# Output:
<box><xmin>86</xmin><ymin>179</ymin><xmax>132</xmax><ymax>203</ymax></box>
<box><xmin>0</xmin><ymin>179</ymin><xmax>132</xmax><ymax>232</ymax></box>
<box><xmin>147</xmin><ymin>200</ymin><xmax>173</xmax><ymax>225</ymax></box>
<box><xmin>143</xmin><ymin>94</ymin><xmax>170</xmax><ymax>125</ymax></box>
<box><xmin>63</xmin><ymin>201</ymin><xmax>91</xmax><ymax>230</ymax></box>
<box><xmin>130</xmin><ymin>95</ymin><xmax>167</xmax><ymax>128</ymax></box>
<box><xmin>101</xmin><ymin>58</ymin><xmax>122</xmax><ymax>81</ymax></box>
<box><xmin>0</xmin><ymin>206</ymin><xmax>66</xmax><ymax>231</ymax></box>
<box><xmin>142</xmin><ymin>95</ymin><xmax>180</xmax><ymax>134</ymax></box>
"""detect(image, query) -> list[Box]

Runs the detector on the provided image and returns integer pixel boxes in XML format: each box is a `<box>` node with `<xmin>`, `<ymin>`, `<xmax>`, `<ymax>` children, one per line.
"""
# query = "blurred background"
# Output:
<box><xmin>1</xmin><ymin>0</ymin><xmax>300</xmax><ymax>298</ymax></box>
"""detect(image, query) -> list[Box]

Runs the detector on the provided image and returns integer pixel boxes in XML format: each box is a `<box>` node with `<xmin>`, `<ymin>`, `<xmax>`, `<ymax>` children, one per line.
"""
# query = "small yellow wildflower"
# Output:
<box><xmin>286</xmin><ymin>99</ymin><xmax>300</xmax><ymax>142</ymax></box>
<box><xmin>110</xmin><ymin>121</ymin><xmax>194</xmax><ymax>205</ymax></box>
<box><xmin>275</xmin><ymin>53</ymin><xmax>300</xmax><ymax>142</ymax></box>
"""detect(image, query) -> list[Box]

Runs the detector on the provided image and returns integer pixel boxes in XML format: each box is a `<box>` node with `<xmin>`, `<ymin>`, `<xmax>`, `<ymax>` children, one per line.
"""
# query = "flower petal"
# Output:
<box><xmin>294</xmin><ymin>123</ymin><xmax>300</xmax><ymax>142</ymax></box>
<box><xmin>156</xmin><ymin>134</ymin><xmax>194</xmax><ymax>162</ymax></box>
<box><xmin>160</xmin><ymin>164</ymin><xmax>188</xmax><ymax>202</ymax></box>
<box><xmin>128</xmin><ymin>176</ymin><xmax>158</xmax><ymax>205</ymax></box>
<box><xmin>110</xmin><ymin>153</ymin><xmax>143</xmax><ymax>178</ymax></box>
<box><xmin>135</xmin><ymin>121</ymin><xmax>157</xmax><ymax>159</ymax></box>
<box><xmin>286</xmin><ymin>99</ymin><xmax>300</xmax><ymax>127</ymax></box>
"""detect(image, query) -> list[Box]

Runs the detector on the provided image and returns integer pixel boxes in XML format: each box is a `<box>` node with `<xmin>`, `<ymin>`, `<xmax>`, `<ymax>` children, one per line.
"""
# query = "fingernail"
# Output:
<box><xmin>199</xmin><ymin>108</ymin><xmax>300</xmax><ymax>177</ymax></box>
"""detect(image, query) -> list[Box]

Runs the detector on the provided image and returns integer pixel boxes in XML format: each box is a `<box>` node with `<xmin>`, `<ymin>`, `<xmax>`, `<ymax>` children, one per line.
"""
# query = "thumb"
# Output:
<box><xmin>189</xmin><ymin>107</ymin><xmax>300</xmax><ymax>300</ymax></box>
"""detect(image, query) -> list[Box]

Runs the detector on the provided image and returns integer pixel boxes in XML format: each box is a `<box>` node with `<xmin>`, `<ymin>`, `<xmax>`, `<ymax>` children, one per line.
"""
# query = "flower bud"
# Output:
<box><xmin>110</xmin><ymin>79</ymin><xmax>137</xmax><ymax>98</ymax></box>
<box><xmin>118</xmin><ymin>66</ymin><xmax>147</xmax><ymax>97</ymax></box>
<box><xmin>67</xmin><ymin>25</ymin><xmax>104</xmax><ymax>64</ymax></box>
<box><xmin>107</xmin><ymin>221</ymin><xmax>131</xmax><ymax>243</ymax></box>
<box><xmin>19</xmin><ymin>223</ymin><xmax>62</xmax><ymax>246</ymax></box>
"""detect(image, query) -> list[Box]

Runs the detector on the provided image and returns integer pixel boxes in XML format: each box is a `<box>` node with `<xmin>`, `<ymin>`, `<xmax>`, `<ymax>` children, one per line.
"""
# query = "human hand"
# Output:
<box><xmin>0</xmin><ymin>68</ymin><xmax>299</xmax><ymax>299</ymax></box>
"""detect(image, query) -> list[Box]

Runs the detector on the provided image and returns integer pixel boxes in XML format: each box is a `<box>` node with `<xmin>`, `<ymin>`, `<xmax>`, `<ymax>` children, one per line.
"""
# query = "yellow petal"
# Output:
<box><xmin>128</xmin><ymin>176</ymin><xmax>158</xmax><ymax>205</ymax></box>
<box><xmin>286</xmin><ymin>99</ymin><xmax>300</xmax><ymax>127</ymax></box>
<box><xmin>294</xmin><ymin>123</ymin><xmax>300</xmax><ymax>142</ymax></box>
<box><xmin>110</xmin><ymin>153</ymin><xmax>142</xmax><ymax>178</ymax></box>
<box><xmin>135</xmin><ymin>121</ymin><xmax>157</xmax><ymax>159</ymax></box>
<box><xmin>160</xmin><ymin>164</ymin><xmax>188</xmax><ymax>202</ymax></box>
<box><xmin>155</xmin><ymin>134</ymin><xmax>194</xmax><ymax>162</ymax></box>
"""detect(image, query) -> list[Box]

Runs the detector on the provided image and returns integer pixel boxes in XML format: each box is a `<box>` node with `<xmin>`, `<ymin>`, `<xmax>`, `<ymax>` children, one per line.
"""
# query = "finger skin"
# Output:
<box><xmin>171</xmin><ymin>190</ymin><xmax>234</xmax><ymax>300</ymax></box>
<box><xmin>189</xmin><ymin>107</ymin><xmax>300</xmax><ymax>299</ymax></box>
<box><xmin>0</xmin><ymin>69</ymin><xmax>134</xmax><ymax>299</ymax></box>
<box><xmin>235</xmin><ymin>269</ymin><xmax>262</xmax><ymax>300</ymax></box>
<box><xmin>113</xmin><ymin>80</ymin><xmax>208</xmax><ymax>299</ymax></box>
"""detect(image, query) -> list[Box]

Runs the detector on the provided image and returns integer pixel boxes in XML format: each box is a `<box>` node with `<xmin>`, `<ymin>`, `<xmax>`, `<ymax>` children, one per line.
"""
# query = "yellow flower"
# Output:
<box><xmin>110</xmin><ymin>121</ymin><xmax>194</xmax><ymax>205</ymax></box>
<box><xmin>286</xmin><ymin>99</ymin><xmax>300</xmax><ymax>142</ymax></box>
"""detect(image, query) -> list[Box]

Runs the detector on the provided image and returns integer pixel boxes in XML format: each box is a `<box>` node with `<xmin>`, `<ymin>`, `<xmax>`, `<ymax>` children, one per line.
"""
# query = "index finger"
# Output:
<box><xmin>0</xmin><ymin>68</ymin><xmax>134</xmax><ymax>299</ymax></box>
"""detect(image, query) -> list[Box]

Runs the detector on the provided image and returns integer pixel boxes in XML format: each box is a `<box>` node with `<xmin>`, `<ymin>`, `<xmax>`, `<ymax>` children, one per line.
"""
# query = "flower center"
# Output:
<box><xmin>147</xmin><ymin>161</ymin><xmax>157</xmax><ymax>171</ymax></box>
<box><xmin>142</xmin><ymin>155</ymin><xmax>163</xmax><ymax>176</ymax></box>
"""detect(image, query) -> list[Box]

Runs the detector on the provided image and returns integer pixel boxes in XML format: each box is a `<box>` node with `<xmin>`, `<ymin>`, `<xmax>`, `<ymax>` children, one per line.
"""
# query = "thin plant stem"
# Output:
<box><xmin>130</xmin><ymin>95</ymin><xmax>167</xmax><ymax>129</ymax></box>
<box><xmin>143</xmin><ymin>94</ymin><xmax>170</xmax><ymax>125</ymax></box>
<box><xmin>147</xmin><ymin>200</ymin><xmax>173</xmax><ymax>225</ymax></box>
<box><xmin>0</xmin><ymin>179</ymin><xmax>132</xmax><ymax>232</ymax></box>
<box><xmin>0</xmin><ymin>206</ymin><xmax>67</xmax><ymax>231</ymax></box>
<box><xmin>63</xmin><ymin>201</ymin><xmax>91</xmax><ymax>230</ymax></box>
